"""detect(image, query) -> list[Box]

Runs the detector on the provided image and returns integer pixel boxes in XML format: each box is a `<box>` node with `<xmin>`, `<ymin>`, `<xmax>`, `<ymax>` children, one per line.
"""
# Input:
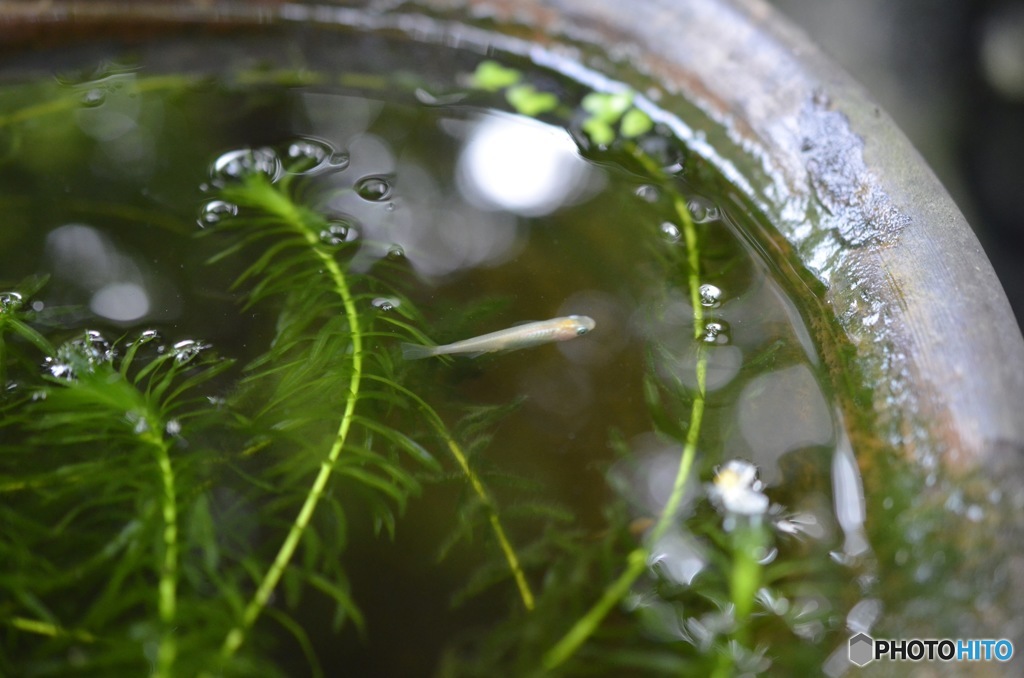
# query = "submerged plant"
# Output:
<box><xmin>0</xmin><ymin>54</ymin><xmax>859</xmax><ymax>677</ymax></box>
<box><xmin>1</xmin><ymin>141</ymin><xmax>536</xmax><ymax>675</ymax></box>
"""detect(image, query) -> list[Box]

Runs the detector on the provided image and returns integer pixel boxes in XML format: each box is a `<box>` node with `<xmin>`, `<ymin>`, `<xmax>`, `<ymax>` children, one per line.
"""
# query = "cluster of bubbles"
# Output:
<box><xmin>41</xmin><ymin>330</ymin><xmax>211</xmax><ymax>382</ymax></box>
<box><xmin>635</xmin><ymin>183</ymin><xmax>731</xmax><ymax>345</ymax></box>
<box><xmin>197</xmin><ymin>138</ymin><xmax>396</xmax><ymax>248</ymax></box>
<box><xmin>43</xmin><ymin>330</ymin><xmax>115</xmax><ymax>380</ymax></box>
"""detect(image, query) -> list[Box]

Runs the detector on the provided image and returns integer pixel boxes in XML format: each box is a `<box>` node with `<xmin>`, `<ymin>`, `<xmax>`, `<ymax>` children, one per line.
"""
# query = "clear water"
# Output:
<box><xmin>0</xmin><ymin>23</ymin><xmax>1009</xmax><ymax>678</ymax></box>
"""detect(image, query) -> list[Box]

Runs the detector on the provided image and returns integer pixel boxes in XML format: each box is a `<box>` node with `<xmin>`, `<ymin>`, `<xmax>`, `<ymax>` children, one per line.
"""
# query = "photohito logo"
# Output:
<box><xmin>848</xmin><ymin>633</ymin><xmax>1014</xmax><ymax>666</ymax></box>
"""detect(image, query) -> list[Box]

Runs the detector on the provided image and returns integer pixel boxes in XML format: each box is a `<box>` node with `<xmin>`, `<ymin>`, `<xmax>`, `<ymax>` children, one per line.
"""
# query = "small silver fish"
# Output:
<box><xmin>401</xmin><ymin>315</ymin><xmax>596</xmax><ymax>360</ymax></box>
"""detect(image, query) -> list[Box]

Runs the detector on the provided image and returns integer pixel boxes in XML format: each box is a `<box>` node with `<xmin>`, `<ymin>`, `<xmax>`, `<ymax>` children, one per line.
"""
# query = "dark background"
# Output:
<box><xmin>769</xmin><ymin>0</ymin><xmax>1024</xmax><ymax>331</ymax></box>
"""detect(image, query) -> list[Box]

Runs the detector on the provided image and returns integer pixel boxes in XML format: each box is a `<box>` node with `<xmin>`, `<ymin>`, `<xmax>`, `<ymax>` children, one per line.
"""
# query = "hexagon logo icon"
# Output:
<box><xmin>849</xmin><ymin>632</ymin><xmax>875</xmax><ymax>666</ymax></box>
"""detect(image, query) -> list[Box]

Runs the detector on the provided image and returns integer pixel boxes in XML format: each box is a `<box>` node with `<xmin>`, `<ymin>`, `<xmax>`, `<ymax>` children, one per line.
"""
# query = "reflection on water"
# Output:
<box><xmin>45</xmin><ymin>223</ymin><xmax>159</xmax><ymax>323</ymax></box>
<box><xmin>736</xmin><ymin>364</ymin><xmax>834</xmax><ymax>483</ymax></box>
<box><xmin>456</xmin><ymin>113</ymin><xmax>600</xmax><ymax>216</ymax></box>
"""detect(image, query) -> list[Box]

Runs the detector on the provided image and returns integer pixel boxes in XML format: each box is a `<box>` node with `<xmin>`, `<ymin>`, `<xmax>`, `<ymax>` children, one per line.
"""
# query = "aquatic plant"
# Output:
<box><xmin>0</xmin><ymin>55</ymin><xmax>860</xmax><ymax>678</ymax></box>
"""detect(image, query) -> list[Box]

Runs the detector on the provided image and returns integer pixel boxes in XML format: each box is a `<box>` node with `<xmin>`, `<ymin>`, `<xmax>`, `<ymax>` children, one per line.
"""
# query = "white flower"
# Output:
<box><xmin>708</xmin><ymin>460</ymin><xmax>769</xmax><ymax>516</ymax></box>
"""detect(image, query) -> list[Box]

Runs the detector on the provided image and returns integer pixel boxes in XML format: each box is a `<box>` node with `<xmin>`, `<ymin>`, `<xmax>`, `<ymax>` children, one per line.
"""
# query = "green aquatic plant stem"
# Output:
<box><xmin>141</xmin><ymin>426</ymin><xmax>179</xmax><ymax>678</ymax></box>
<box><xmin>7</xmin><ymin>617</ymin><xmax>96</xmax><ymax>642</ymax></box>
<box><xmin>729</xmin><ymin>521</ymin><xmax>765</xmax><ymax>640</ymax></box>
<box><xmin>363</xmin><ymin>373</ymin><xmax>535</xmax><ymax>611</ymax></box>
<box><xmin>219</xmin><ymin>180</ymin><xmax>365</xmax><ymax>660</ymax></box>
<box><xmin>445</xmin><ymin>435</ymin><xmax>536</xmax><ymax>611</ymax></box>
<box><xmin>543</xmin><ymin>155</ymin><xmax>707</xmax><ymax>670</ymax></box>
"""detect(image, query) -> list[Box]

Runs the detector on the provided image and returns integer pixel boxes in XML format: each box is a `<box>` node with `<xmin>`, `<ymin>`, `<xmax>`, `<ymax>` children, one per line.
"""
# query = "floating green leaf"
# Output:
<box><xmin>581</xmin><ymin>91</ymin><xmax>634</xmax><ymax>123</ymax></box>
<box><xmin>472</xmin><ymin>60</ymin><xmax>522</xmax><ymax>92</ymax></box>
<box><xmin>582</xmin><ymin>117</ymin><xmax>616</xmax><ymax>146</ymax></box>
<box><xmin>505</xmin><ymin>83</ymin><xmax>559</xmax><ymax>117</ymax></box>
<box><xmin>620</xmin><ymin>107</ymin><xmax>654</xmax><ymax>138</ymax></box>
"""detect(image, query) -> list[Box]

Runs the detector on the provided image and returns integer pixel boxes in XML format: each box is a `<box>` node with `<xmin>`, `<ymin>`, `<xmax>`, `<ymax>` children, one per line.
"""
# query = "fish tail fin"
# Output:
<box><xmin>400</xmin><ymin>342</ymin><xmax>438</xmax><ymax>360</ymax></box>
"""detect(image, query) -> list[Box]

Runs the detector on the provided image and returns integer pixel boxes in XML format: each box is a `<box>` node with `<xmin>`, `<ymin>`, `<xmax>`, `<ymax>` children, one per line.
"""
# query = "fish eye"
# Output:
<box><xmin>576</xmin><ymin>327</ymin><xmax>589</xmax><ymax>336</ymax></box>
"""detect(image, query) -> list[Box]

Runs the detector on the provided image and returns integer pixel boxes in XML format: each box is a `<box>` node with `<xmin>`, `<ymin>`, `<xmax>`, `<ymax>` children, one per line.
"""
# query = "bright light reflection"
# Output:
<box><xmin>45</xmin><ymin>224</ymin><xmax>156</xmax><ymax>324</ymax></box>
<box><xmin>90</xmin><ymin>282</ymin><xmax>150</xmax><ymax>322</ymax></box>
<box><xmin>457</xmin><ymin>114</ymin><xmax>594</xmax><ymax>216</ymax></box>
<box><xmin>832</xmin><ymin>426</ymin><xmax>870</xmax><ymax>558</ymax></box>
<box><xmin>649</xmin><ymin>531</ymin><xmax>707</xmax><ymax>586</ymax></box>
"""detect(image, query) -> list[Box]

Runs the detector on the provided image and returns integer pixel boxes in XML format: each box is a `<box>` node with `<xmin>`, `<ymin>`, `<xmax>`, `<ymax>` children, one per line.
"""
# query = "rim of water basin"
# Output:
<box><xmin>3</xmin><ymin>0</ymin><xmax>1023</xmax><ymax>481</ymax></box>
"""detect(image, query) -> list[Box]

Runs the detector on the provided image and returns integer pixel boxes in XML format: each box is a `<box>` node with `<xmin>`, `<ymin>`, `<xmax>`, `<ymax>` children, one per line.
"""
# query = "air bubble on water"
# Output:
<box><xmin>32</xmin><ymin>300</ymin><xmax>44</xmax><ymax>312</ymax></box>
<box><xmin>371</xmin><ymin>297</ymin><xmax>400</xmax><ymax>311</ymax></box>
<box><xmin>131</xmin><ymin>329</ymin><xmax>161</xmax><ymax>348</ymax></box>
<box><xmin>197</xmin><ymin>200</ymin><xmax>238</xmax><ymax>229</ymax></box>
<box><xmin>284</xmin><ymin>137</ymin><xmax>348</xmax><ymax>175</ymax></box>
<box><xmin>687</xmin><ymin>197</ymin><xmax>720</xmax><ymax>223</ymax></box>
<box><xmin>703</xmin><ymin>321</ymin><xmax>729</xmax><ymax>344</ymax></box>
<box><xmin>698</xmin><ymin>284</ymin><xmax>722</xmax><ymax>308</ymax></box>
<box><xmin>209</xmin><ymin>147</ymin><xmax>282</xmax><ymax>185</ymax></box>
<box><xmin>660</xmin><ymin>222</ymin><xmax>681</xmax><ymax>243</ymax></box>
<box><xmin>635</xmin><ymin>185</ymin><xmax>660</xmax><ymax>203</ymax></box>
<box><xmin>318</xmin><ymin>217</ymin><xmax>359</xmax><ymax>247</ymax></box>
<box><xmin>0</xmin><ymin>291</ymin><xmax>23</xmax><ymax>313</ymax></box>
<box><xmin>80</xmin><ymin>89</ymin><xmax>106</xmax><ymax>108</ymax></box>
<box><xmin>386</xmin><ymin>244</ymin><xmax>405</xmax><ymax>261</ymax></box>
<box><xmin>329</xmin><ymin>154</ymin><xmax>351</xmax><ymax>173</ymax></box>
<box><xmin>355</xmin><ymin>175</ymin><xmax>393</xmax><ymax>202</ymax></box>
<box><xmin>171</xmin><ymin>339</ymin><xmax>210</xmax><ymax>364</ymax></box>
<box><xmin>165</xmin><ymin>419</ymin><xmax>182</xmax><ymax>436</ymax></box>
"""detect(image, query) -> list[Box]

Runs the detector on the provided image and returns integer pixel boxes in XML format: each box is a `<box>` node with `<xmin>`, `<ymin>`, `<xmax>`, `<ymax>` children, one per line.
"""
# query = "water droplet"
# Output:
<box><xmin>386</xmin><ymin>244</ymin><xmax>405</xmax><ymax>261</ymax></box>
<box><xmin>209</xmin><ymin>147</ymin><xmax>282</xmax><ymax>185</ymax></box>
<box><xmin>0</xmin><ymin>291</ymin><xmax>24</xmax><ymax>313</ymax></box>
<box><xmin>197</xmin><ymin>200</ymin><xmax>238</xmax><ymax>229</ymax></box>
<box><xmin>80</xmin><ymin>89</ymin><xmax>106</xmax><ymax>108</ymax></box>
<box><xmin>688</xmin><ymin>197</ymin><xmax>720</xmax><ymax>223</ymax></box>
<box><xmin>318</xmin><ymin>217</ymin><xmax>359</xmax><ymax>247</ymax></box>
<box><xmin>659</xmin><ymin>222</ymin><xmax>681</xmax><ymax>243</ymax></box>
<box><xmin>371</xmin><ymin>297</ymin><xmax>400</xmax><ymax>311</ymax></box>
<box><xmin>355</xmin><ymin>175</ymin><xmax>393</xmax><ymax>202</ymax></box>
<box><xmin>635</xmin><ymin>184</ymin><xmax>660</xmax><ymax>202</ymax></box>
<box><xmin>171</xmin><ymin>339</ymin><xmax>210</xmax><ymax>364</ymax></box>
<box><xmin>702</xmin><ymin>321</ymin><xmax>730</xmax><ymax>344</ymax></box>
<box><xmin>698</xmin><ymin>284</ymin><xmax>722</xmax><ymax>308</ymax></box>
